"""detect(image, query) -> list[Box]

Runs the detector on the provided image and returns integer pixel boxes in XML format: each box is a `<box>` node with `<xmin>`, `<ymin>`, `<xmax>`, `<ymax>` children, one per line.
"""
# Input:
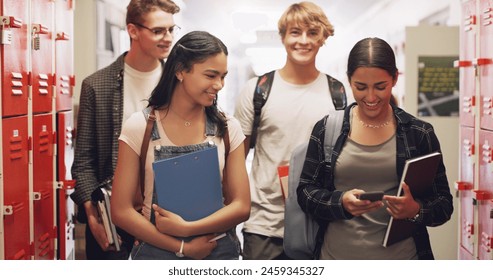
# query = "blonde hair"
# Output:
<box><xmin>278</xmin><ymin>1</ymin><xmax>334</xmax><ymax>44</ymax></box>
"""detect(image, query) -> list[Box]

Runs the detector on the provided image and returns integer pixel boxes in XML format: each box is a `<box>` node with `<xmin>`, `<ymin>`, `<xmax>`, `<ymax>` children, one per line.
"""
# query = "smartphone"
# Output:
<box><xmin>357</xmin><ymin>191</ymin><xmax>384</xmax><ymax>202</ymax></box>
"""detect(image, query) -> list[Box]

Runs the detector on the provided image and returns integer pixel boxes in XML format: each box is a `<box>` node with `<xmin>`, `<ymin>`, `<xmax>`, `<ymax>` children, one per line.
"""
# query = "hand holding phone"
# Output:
<box><xmin>357</xmin><ymin>191</ymin><xmax>384</xmax><ymax>202</ymax></box>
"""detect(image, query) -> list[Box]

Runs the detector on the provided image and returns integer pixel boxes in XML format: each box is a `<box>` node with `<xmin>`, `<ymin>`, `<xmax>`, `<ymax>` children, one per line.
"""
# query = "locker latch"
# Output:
<box><xmin>3</xmin><ymin>205</ymin><xmax>13</xmax><ymax>216</ymax></box>
<box><xmin>1</xmin><ymin>16</ymin><xmax>22</xmax><ymax>45</ymax></box>
<box><xmin>56</xmin><ymin>32</ymin><xmax>70</xmax><ymax>41</ymax></box>
<box><xmin>31</xmin><ymin>24</ymin><xmax>48</xmax><ymax>51</ymax></box>
<box><xmin>33</xmin><ymin>192</ymin><xmax>41</xmax><ymax>201</ymax></box>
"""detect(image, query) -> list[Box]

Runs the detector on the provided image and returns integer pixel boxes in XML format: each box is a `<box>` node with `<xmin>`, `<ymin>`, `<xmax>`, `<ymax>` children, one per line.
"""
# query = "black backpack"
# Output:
<box><xmin>250</xmin><ymin>70</ymin><xmax>347</xmax><ymax>149</ymax></box>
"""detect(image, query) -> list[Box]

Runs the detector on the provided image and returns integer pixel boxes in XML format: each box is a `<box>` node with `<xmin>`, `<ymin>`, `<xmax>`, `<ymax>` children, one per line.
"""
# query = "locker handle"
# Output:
<box><xmin>57</xmin><ymin>180</ymin><xmax>76</xmax><ymax>190</ymax></box>
<box><xmin>473</xmin><ymin>190</ymin><xmax>492</xmax><ymax>201</ymax></box>
<box><xmin>0</xmin><ymin>16</ymin><xmax>22</xmax><ymax>28</ymax></box>
<box><xmin>70</xmin><ymin>75</ymin><xmax>76</xmax><ymax>86</ymax></box>
<box><xmin>455</xmin><ymin>181</ymin><xmax>473</xmax><ymax>191</ymax></box>
<box><xmin>454</xmin><ymin>60</ymin><xmax>473</xmax><ymax>68</ymax></box>
<box><xmin>56</xmin><ymin>32</ymin><xmax>70</xmax><ymax>41</ymax></box>
<box><xmin>32</xmin><ymin>23</ymin><xmax>49</xmax><ymax>35</ymax></box>
<box><xmin>476</xmin><ymin>58</ymin><xmax>493</xmax><ymax>66</ymax></box>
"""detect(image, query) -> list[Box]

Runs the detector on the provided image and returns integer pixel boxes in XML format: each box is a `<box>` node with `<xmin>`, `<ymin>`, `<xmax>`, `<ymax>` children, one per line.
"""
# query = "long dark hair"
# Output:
<box><xmin>347</xmin><ymin>37</ymin><xmax>398</xmax><ymax>81</ymax></box>
<box><xmin>148</xmin><ymin>31</ymin><xmax>229</xmax><ymax>137</ymax></box>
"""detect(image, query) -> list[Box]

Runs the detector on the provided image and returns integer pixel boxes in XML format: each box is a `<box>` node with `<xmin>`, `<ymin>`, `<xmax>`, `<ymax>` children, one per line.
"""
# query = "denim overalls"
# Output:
<box><xmin>130</xmin><ymin>108</ymin><xmax>241</xmax><ymax>260</ymax></box>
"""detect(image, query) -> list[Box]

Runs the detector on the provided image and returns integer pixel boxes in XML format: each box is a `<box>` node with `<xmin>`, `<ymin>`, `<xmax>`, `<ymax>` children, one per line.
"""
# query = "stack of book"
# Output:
<box><xmin>92</xmin><ymin>187</ymin><xmax>120</xmax><ymax>251</ymax></box>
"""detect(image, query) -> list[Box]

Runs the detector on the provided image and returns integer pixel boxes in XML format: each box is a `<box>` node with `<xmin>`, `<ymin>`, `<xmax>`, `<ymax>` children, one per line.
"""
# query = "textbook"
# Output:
<box><xmin>92</xmin><ymin>187</ymin><xmax>120</xmax><ymax>251</ymax></box>
<box><xmin>152</xmin><ymin>146</ymin><xmax>223</xmax><ymax>221</ymax></box>
<box><xmin>382</xmin><ymin>151</ymin><xmax>442</xmax><ymax>247</ymax></box>
<box><xmin>277</xmin><ymin>165</ymin><xmax>289</xmax><ymax>201</ymax></box>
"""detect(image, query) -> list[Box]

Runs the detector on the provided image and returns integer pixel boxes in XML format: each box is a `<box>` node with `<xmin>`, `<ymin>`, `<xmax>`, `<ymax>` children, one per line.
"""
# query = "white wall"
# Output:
<box><xmin>405</xmin><ymin>26</ymin><xmax>460</xmax><ymax>260</ymax></box>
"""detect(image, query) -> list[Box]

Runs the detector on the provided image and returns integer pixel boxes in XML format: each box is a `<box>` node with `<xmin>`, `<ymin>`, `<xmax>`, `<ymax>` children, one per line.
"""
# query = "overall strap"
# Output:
<box><xmin>140</xmin><ymin>108</ymin><xmax>156</xmax><ymax>201</ymax></box>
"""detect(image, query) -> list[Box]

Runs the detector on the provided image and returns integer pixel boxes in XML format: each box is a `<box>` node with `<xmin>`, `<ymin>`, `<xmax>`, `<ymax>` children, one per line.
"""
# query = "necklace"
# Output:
<box><xmin>355</xmin><ymin>107</ymin><xmax>393</xmax><ymax>129</ymax></box>
<box><xmin>169</xmin><ymin>107</ymin><xmax>202</xmax><ymax>127</ymax></box>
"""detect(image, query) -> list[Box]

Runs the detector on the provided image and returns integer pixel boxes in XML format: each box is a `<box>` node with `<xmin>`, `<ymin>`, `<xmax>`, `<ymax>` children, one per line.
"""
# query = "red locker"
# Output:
<box><xmin>32</xmin><ymin>113</ymin><xmax>55</xmax><ymax>260</ymax></box>
<box><xmin>477</xmin><ymin>130</ymin><xmax>493</xmax><ymax>260</ymax></box>
<box><xmin>0</xmin><ymin>0</ymin><xmax>29</xmax><ymax>117</ymax></box>
<box><xmin>457</xmin><ymin>126</ymin><xmax>476</xmax><ymax>257</ymax></box>
<box><xmin>56</xmin><ymin>110</ymin><xmax>75</xmax><ymax>260</ymax></box>
<box><xmin>54</xmin><ymin>0</ymin><xmax>74</xmax><ymax>112</ymax></box>
<box><xmin>458</xmin><ymin>0</ymin><xmax>478</xmax><ymax>127</ymax></box>
<box><xmin>31</xmin><ymin>0</ymin><xmax>54</xmax><ymax>114</ymax></box>
<box><xmin>2</xmin><ymin>116</ymin><xmax>30</xmax><ymax>260</ymax></box>
<box><xmin>57</xmin><ymin>188</ymin><xmax>74</xmax><ymax>260</ymax></box>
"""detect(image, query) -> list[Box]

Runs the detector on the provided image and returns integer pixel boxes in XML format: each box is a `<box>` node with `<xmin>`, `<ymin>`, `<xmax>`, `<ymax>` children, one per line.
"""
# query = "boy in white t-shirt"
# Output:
<box><xmin>234</xmin><ymin>1</ymin><xmax>345</xmax><ymax>260</ymax></box>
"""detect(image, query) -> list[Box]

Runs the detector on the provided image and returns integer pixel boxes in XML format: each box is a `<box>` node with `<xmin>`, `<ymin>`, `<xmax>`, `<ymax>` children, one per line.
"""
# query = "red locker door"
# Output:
<box><xmin>56</xmin><ymin>110</ymin><xmax>74</xmax><ymax>184</ymax></box>
<box><xmin>56</xmin><ymin>110</ymin><xmax>75</xmax><ymax>260</ymax></box>
<box><xmin>32</xmin><ymin>113</ymin><xmax>55</xmax><ymax>260</ymax></box>
<box><xmin>57</xmin><ymin>188</ymin><xmax>74</xmax><ymax>260</ymax></box>
<box><xmin>477</xmin><ymin>129</ymin><xmax>493</xmax><ymax>260</ymax></box>
<box><xmin>457</xmin><ymin>126</ymin><xmax>476</xmax><ymax>258</ymax></box>
<box><xmin>54</xmin><ymin>0</ymin><xmax>74</xmax><ymax>112</ymax></box>
<box><xmin>479</xmin><ymin>0</ymin><xmax>493</xmax><ymax>130</ymax></box>
<box><xmin>2</xmin><ymin>116</ymin><xmax>30</xmax><ymax>260</ymax></box>
<box><xmin>458</xmin><ymin>0</ymin><xmax>477</xmax><ymax>127</ymax></box>
<box><xmin>31</xmin><ymin>0</ymin><xmax>54</xmax><ymax>114</ymax></box>
<box><xmin>0</xmin><ymin>0</ymin><xmax>29</xmax><ymax>117</ymax></box>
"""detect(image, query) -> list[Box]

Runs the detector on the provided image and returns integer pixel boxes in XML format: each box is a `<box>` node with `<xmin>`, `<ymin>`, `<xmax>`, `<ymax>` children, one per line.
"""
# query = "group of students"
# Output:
<box><xmin>70</xmin><ymin>0</ymin><xmax>453</xmax><ymax>260</ymax></box>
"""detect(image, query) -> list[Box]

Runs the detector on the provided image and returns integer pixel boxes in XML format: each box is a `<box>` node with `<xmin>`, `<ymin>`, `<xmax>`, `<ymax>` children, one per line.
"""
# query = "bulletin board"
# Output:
<box><xmin>417</xmin><ymin>56</ymin><xmax>459</xmax><ymax>117</ymax></box>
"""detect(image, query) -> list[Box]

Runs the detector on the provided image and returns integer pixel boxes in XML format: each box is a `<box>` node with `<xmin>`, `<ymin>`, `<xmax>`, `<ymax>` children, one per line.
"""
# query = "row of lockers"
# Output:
<box><xmin>1</xmin><ymin>0</ymin><xmax>74</xmax><ymax>117</ymax></box>
<box><xmin>457</xmin><ymin>0</ymin><xmax>493</xmax><ymax>260</ymax></box>
<box><xmin>1</xmin><ymin>0</ymin><xmax>76</xmax><ymax>260</ymax></box>
<box><xmin>2</xmin><ymin>112</ymin><xmax>75</xmax><ymax>260</ymax></box>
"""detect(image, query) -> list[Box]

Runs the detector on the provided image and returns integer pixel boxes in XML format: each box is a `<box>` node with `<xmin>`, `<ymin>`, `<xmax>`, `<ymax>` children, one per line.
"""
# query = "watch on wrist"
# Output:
<box><xmin>175</xmin><ymin>240</ymin><xmax>185</xmax><ymax>258</ymax></box>
<box><xmin>407</xmin><ymin>211</ymin><xmax>420</xmax><ymax>223</ymax></box>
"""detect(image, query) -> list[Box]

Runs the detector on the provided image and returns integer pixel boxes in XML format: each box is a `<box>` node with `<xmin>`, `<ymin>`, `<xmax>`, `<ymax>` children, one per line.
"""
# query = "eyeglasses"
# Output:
<box><xmin>132</xmin><ymin>22</ymin><xmax>180</xmax><ymax>39</ymax></box>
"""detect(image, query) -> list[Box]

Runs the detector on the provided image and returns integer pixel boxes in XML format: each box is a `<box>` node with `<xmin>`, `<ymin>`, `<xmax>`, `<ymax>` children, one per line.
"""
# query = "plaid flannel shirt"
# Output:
<box><xmin>70</xmin><ymin>53</ymin><xmax>127</xmax><ymax>207</ymax></box>
<box><xmin>297</xmin><ymin>102</ymin><xmax>453</xmax><ymax>260</ymax></box>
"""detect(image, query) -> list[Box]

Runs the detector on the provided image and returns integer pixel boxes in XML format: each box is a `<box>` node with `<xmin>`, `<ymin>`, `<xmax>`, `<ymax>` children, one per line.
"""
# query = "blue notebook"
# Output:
<box><xmin>152</xmin><ymin>146</ymin><xmax>223</xmax><ymax>221</ymax></box>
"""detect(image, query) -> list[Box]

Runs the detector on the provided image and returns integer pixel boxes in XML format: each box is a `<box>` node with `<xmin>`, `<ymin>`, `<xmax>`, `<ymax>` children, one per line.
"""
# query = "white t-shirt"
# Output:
<box><xmin>234</xmin><ymin>70</ymin><xmax>338</xmax><ymax>238</ymax></box>
<box><xmin>123</xmin><ymin>63</ymin><xmax>162</xmax><ymax>122</ymax></box>
<box><xmin>119</xmin><ymin>109</ymin><xmax>245</xmax><ymax>220</ymax></box>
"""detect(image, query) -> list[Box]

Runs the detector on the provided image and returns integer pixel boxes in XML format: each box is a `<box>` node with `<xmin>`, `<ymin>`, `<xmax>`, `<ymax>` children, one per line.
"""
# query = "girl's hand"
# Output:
<box><xmin>184</xmin><ymin>234</ymin><xmax>218</xmax><ymax>259</ymax></box>
<box><xmin>342</xmin><ymin>189</ymin><xmax>384</xmax><ymax>216</ymax></box>
<box><xmin>383</xmin><ymin>183</ymin><xmax>420</xmax><ymax>219</ymax></box>
<box><xmin>153</xmin><ymin>204</ymin><xmax>189</xmax><ymax>237</ymax></box>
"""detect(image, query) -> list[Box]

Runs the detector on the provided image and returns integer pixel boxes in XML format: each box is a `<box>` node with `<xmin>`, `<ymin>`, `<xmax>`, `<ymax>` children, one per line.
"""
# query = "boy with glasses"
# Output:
<box><xmin>70</xmin><ymin>0</ymin><xmax>180</xmax><ymax>260</ymax></box>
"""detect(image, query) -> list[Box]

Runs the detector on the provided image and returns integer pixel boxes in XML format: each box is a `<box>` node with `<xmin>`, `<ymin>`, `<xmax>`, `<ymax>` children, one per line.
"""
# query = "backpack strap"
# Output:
<box><xmin>326</xmin><ymin>74</ymin><xmax>347</xmax><ymax>111</ymax></box>
<box><xmin>250</xmin><ymin>70</ymin><xmax>275</xmax><ymax>149</ymax></box>
<box><xmin>323</xmin><ymin>110</ymin><xmax>344</xmax><ymax>162</ymax></box>
<box><xmin>250</xmin><ymin>72</ymin><xmax>346</xmax><ymax>149</ymax></box>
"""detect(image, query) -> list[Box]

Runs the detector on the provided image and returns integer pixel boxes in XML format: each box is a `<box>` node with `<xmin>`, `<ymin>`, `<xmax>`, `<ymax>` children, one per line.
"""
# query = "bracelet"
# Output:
<box><xmin>175</xmin><ymin>240</ymin><xmax>185</xmax><ymax>258</ymax></box>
